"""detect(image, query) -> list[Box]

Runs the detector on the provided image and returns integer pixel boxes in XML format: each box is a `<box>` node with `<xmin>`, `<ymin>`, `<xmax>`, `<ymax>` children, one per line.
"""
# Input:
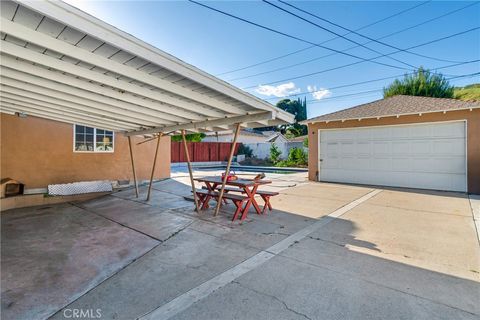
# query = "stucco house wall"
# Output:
<box><xmin>0</xmin><ymin>113</ymin><xmax>170</xmax><ymax>191</ymax></box>
<box><xmin>307</xmin><ymin>109</ymin><xmax>480</xmax><ymax>194</ymax></box>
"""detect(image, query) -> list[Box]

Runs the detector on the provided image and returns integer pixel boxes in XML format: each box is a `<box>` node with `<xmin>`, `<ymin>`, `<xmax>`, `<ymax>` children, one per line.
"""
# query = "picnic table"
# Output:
<box><xmin>194</xmin><ymin>176</ymin><xmax>275</xmax><ymax>221</ymax></box>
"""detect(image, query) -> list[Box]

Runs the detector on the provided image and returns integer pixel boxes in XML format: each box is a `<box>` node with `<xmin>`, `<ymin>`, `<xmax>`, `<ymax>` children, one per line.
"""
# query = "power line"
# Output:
<box><xmin>276</xmin><ymin>0</ymin><xmax>477</xmax><ymax>64</ymax></box>
<box><xmin>262</xmin><ymin>59</ymin><xmax>480</xmax><ymax>100</ymax></box>
<box><xmin>263</xmin><ymin>0</ymin><xmax>417</xmax><ymax>69</ymax></box>
<box><xmin>215</xmin><ymin>1</ymin><xmax>431</xmax><ymax>76</ymax></box>
<box><xmin>228</xmin><ymin>2</ymin><xmax>478</xmax><ymax>82</ymax></box>
<box><xmin>242</xmin><ymin>27</ymin><xmax>480</xmax><ymax>89</ymax></box>
<box><xmin>304</xmin><ymin>72</ymin><xmax>480</xmax><ymax>104</ymax></box>
<box><xmin>188</xmin><ymin>0</ymin><xmax>413</xmax><ymax>72</ymax></box>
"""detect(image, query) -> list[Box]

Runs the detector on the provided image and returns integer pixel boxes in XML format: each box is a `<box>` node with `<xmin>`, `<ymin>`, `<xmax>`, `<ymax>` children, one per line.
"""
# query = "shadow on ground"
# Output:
<box><xmin>1</xmin><ymin>177</ymin><xmax>479</xmax><ymax>320</ymax></box>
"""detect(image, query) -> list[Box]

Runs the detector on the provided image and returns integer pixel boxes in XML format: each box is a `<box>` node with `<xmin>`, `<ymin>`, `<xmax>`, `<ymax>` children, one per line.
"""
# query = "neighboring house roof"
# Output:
<box><xmin>265</xmin><ymin>133</ymin><xmax>288</xmax><ymax>143</ymax></box>
<box><xmin>302</xmin><ymin>95</ymin><xmax>480</xmax><ymax>124</ymax></box>
<box><xmin>0</xmin><ymin>1</ymin><xmax>294</xmax><ymax>135</ymax></box>
<box><xmin>288</xmin><ymin>135</ymin><xmax>307</xmax><ymax>142</ymax></box>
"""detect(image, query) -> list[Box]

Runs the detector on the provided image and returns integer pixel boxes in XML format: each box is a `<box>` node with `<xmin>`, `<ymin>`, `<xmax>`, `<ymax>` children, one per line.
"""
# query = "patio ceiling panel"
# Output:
<box><xmin>0</xmin><ymin>93</ymin><xmax>143</xmax><ymax>130</ymax></box>
<box><xmin>0</xmin><ymin>18</ymin><xmax>249</xmax><ymax>116</ymax></box>
<box><xmin>0</xmin><ymin>79</ymin><xmax>160</xmax><ymax>127</ymax></box>
<box><xmin>0</xmin><ymin>103</ymin><xmax>131</xmax><ymax>131</ymax></box>
<box><xmin>0</xmin><ymin>0</ymin><xmax>294</xmax><ymax>135</ymax></box>
<box><xmin>0</xmin><ymin>100</ymin><xmax>137</xmax><ymax>131</ymax></box>
<box><xmin>0</xmin><ymin>66</ymin><xmax>187</xmax><ymax>125</ymax></box>
<box><xmin>0</xmin><ymin>60</ymin><xmax>195</xmax><ymax>123</ymax></box>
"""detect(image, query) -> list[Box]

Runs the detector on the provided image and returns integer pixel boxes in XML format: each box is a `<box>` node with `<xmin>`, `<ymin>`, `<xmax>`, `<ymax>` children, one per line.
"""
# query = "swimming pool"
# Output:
<box><xmin>195</xmin><ymin>165</ymin><xmax>307</xmax><ymax>174</ymax></box>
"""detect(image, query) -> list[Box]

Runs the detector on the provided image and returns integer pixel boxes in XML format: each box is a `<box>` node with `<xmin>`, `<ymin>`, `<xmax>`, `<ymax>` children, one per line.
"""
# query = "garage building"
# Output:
<box><xmin>303</xmin><ymin>95</ymin><xmax>480</xmax><ymax>194</ymax></box>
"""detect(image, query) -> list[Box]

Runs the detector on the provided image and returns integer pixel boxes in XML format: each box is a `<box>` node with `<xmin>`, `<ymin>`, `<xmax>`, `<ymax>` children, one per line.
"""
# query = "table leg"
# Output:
<box><xmin>244</xmin><ymin>185</ymin><xmax>262</xmax><ymax>214</ymax></box>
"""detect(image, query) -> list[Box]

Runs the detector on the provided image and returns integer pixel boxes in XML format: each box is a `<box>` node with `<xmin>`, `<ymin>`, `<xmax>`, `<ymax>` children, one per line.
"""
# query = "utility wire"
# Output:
<box><xmin>263</xmin><ymin>0</ymin><xmax>417</xmax><ymax>69</ymax></box>
<box><xmin>215</xmin><ymin>1</ymin><xmax>431</xmax><ymax>76</ymax></box>
<box><xmin>242</xmin><ymin>27</ymin><xmax>480</xmax><ymax>89</ymax></box>
<box><xmin>229</xmin><ymin>1</ymin><xmax>478</xmax><ymax>82</ymax></box>
<box><xmin>188</xmin><ymin>0</ymin><xmax>413</xmax><ymax>72</ymax></box>
<box><xmin>262</xmin><ymin>59</ymin><xmax>480</xmax><ymax>100</ymax></box>
<box><xmin>277</xmin><ymin>0</ymin><xmax>477</xmax><ymax>64</ymax></box>
<box><xmin>304</xmin><ymin>72</ymin><xmax>480</xmax><ymax>104</ymax></box>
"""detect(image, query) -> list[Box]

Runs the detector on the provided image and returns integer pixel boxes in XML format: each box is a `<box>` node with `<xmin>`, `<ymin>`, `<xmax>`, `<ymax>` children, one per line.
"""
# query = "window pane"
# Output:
<box><xmin>97</xmin><ymin>129</ymin><xmax>104</xmax><ymax>135</ymax></box>
<box><xmin>75</xmin><ymin>125</ymin><xmax>85</xmax><ymax>133</ymax></box>
<box><xmin>74</xmin><ymin>123</ymin><xmax>95</xmax><ymax>151</ymax></box>
<box><xmin>75</xmin><ymin>134</ymin><xmax>84</xmax><ymax>142</ymax></box>
<box><xmin>75</xmin><ymin>143</ymin><xmax>87</xmax><ymax>151</ymax></box>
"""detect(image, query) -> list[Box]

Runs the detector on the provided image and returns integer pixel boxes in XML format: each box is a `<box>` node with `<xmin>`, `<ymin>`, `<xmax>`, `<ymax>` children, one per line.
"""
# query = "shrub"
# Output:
<box><xmin>275</xmin><ymin>147</ymin><xmax>308</xmax><ymax>167</ymax></box>
<box><xmin>303</xmin><ymin>137</ymin><xmax>308</xmax><ymax>148</ymax></box>
<box><xmin>269</xmin><ymin>143</ymin><xmax>282</xmax><ymax>164</ymax></box>
<box><xmin>287</xmin><ymin>147</ymin><xmax>308</xmax><ymax>165</ymax></box>
<box><xmin>237</xmin><ymin>144</ymin><xmax>253</xmax><ymax>158</ymax></box>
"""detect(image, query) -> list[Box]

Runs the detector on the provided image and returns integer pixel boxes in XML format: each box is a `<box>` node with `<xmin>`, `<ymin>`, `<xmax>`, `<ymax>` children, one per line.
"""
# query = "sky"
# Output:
<box><xmin>65</xmin><ymin>0</ymin><xmax>480</xmax><ymax>119</ymax></box>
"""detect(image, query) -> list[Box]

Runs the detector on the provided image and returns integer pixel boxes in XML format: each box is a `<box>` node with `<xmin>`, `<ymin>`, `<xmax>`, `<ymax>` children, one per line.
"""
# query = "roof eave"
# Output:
<box><xmin>302</xmin><ymin>106</ymin><xmax>480</xmax><ymax>125</ymax></box>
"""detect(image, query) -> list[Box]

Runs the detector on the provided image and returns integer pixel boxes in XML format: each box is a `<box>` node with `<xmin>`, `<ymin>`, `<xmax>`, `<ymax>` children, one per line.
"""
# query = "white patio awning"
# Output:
<box><xmin>0</xmin><ymin>0</ymin><xmax>294</xmax><ymax>135</ymax></box>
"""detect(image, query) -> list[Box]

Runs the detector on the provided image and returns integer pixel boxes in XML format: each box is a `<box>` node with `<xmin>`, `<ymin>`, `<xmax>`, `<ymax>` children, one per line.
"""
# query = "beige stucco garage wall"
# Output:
<box><xmin>307</xmin><ymin>109</ymin><xmax>480</xmax><ymax>194</ymax></box>
<box><xmin>0</xmin><ymin>113</ymin><xmax>171</xmax><ymax>189</ymax></box>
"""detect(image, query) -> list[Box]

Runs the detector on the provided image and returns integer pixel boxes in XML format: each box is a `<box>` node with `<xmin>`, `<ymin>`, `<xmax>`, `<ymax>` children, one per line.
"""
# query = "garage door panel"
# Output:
<box><xmin>410</xmin><ymin>140</ymin><xmax>431</xmax><ymax>155</ymax></box>
<box><xmin>432</xmin><ymin>122</ymin><xmax>465</xmax><ymax>138</ymax></box>
<box><xmin>392</xmin><ymin>141</ymin><xmax>410</xmax><ymax>155</ymax></box>
<box><xmin>430</xmin><ymin>157</ymin><xmax>465</xmax><ymax>174</ymax></box>
<box><xmin>433</xmin><ymin>139</ymin><xmax>464</xmax><ymax>155</ymax></box>
<box><xmin>409</xmin><ymin>125</ymin><xmax>431</xmax><ymax>138</ymax></box>
<box><xmin>373</xmin><ymin>141</ymin><xmax>390</xmax><ymax>155</ymax></box>
<box><xmin>319</xmin><ymin>121</ymin><xmax>466</xmax><ymax>192</ymax></box>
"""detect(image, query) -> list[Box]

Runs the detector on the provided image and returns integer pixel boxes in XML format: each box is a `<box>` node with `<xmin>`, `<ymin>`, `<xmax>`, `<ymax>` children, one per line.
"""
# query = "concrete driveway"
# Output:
<box><xmin>1</xmin><ymin>170</ymin><xmax>479</xmax><ymax>320</ymax></box>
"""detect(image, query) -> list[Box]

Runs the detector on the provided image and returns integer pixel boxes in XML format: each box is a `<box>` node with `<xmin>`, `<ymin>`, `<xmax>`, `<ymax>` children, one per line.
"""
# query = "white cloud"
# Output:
<box><xmin>307</xmin><ymin>85</ymin><xmax>332</xmax><ymax>100</ymax></box>
<box><xmin>255</xmin><ymin>82</ymin><xmax>300</xmax><ymax>97</ymax></box>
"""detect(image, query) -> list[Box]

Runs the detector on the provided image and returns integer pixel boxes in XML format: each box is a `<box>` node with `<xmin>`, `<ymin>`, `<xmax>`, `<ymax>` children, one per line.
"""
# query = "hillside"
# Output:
<box><xmin>454</xmin><ymin>83</ymin><xmax>480</xmax><ymax>101</ymax></box>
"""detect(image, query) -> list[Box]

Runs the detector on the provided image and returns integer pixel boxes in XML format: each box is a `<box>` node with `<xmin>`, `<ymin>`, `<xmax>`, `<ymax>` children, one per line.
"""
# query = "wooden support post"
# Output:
<box><xmin>146</xmin><ymin>133</ymin><xmax>162</xmax><ymax>201</ymax></box>
<box><xmin>127</xmin><ymin>136</ymin><xmax>139</xmax><ymax>198</ymax></box>
<box><xmin>214</xmin><ymin>123</ymin><xmax>241</xmax><ymax>216</ymax></box>
<box><xmin>182</xmin><ymin>130</ymin><xmax>200</xmax><ymax>212</ymax></box>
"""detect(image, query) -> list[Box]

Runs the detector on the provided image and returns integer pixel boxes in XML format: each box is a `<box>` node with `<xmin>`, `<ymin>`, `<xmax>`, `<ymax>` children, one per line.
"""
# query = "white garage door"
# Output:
<box><xmin>319</xmin><ymin>121</ymin><xmax>467</xmax><ymax>192</ymax></box>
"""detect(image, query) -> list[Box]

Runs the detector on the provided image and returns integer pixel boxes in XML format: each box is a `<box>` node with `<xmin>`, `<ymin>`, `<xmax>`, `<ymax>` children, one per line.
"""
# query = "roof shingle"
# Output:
<box><xmin>303</xmin><ymin>95</ymin><xmax>480</xmax><ymax>123</ymax></box>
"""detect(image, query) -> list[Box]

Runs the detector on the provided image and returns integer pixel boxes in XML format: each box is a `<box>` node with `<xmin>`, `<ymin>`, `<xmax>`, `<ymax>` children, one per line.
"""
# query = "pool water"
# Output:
<box><xmin>195</xmin><ymin>165</ymin><xmax>307</xmax><ymax>174</ymax></box>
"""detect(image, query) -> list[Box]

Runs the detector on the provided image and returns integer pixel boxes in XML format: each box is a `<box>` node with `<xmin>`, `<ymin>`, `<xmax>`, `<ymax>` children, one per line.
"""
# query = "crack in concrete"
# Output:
<box><xmin>261</xmin><ymin>231</ymin><xmax>292</xmax><ymax>236</ymax></box>
<box><xmin>162</xmin><ymin>221</ymin><xmax>194</xmax><ymax>243</ymax></box>
<box><xmin>275</xmin><ymin>252</ymin><xmax>480</xmax><ymax>317</ymax></box>
<box><xmin>307</xmin><ymin>235</ymin><xmax>346</xmax><ymax>248</ymax></box>
<box><xmin>231</xmin><ymin>281</ymin><xmax>312</xmax><ymax>320</ymax></box>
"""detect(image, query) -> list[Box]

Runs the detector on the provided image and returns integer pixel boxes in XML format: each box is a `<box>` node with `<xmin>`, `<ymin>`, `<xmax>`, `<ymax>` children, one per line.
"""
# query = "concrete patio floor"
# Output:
<box><xmin>1</xmin><ymin>170</ymin><xmax>479</xmax><ymax>320</ymax></box>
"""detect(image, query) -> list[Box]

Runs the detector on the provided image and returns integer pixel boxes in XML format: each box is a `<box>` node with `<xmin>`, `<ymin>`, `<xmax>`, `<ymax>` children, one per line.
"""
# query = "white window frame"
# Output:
<box><xmin>72</xmin><ymin>124</ymin><xmax>115</xmax><ymax>153</ymax></box>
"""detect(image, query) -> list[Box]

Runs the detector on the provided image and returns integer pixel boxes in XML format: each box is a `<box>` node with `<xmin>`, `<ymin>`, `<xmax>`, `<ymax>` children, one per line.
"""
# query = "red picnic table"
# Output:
<box><xmin>193</xmin><ymin>176</ymin><xmax>275</xmax><ymax>221</ymax></box>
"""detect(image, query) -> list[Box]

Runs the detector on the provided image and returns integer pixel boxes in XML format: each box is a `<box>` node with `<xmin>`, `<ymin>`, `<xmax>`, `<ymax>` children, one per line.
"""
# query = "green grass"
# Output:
<box><xmin>454</xmin><ymin>83</ymin><xmax>480</xmax><ymax>101</ymax></box>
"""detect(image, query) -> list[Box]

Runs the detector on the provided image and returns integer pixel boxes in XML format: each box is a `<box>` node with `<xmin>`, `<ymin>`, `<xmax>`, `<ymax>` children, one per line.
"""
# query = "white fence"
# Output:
<box><xmin>244</xmin><ymin>142</ymin><xmax>305</xmax><ymax>160</ymax></box>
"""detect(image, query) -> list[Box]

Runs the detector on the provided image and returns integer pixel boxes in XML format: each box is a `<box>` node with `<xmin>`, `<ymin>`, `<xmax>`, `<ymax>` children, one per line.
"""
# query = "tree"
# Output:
<box><xmin>170</xmin><ymin>133</ymin><xmax>205</xmax><ymax>142</ymax></box>
<box><xmin>383</xmin><ymin>67</ymin><xmax>454</xmax><ymax>99</ymax></box>
<box><xmin>258</xmin><ymin>98</ymin><xmax>307</xmax><ymax>136</ymax></box>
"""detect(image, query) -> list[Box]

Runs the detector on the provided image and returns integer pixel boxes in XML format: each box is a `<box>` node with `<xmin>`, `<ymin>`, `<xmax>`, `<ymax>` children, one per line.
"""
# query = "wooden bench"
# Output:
<box><xmin>213</xmin><ymin>186</ymin><xmax>279</xmax><ymax>214</ymax></box>
<box><xmin>256</xmin><ymin>190</ymin><xmax>279</xmax><ymax>214</ymax></box>
<box><xmin>195</xmin><ymin>189</ymin><xmax>249</xmax><ymax>221</ymax></box>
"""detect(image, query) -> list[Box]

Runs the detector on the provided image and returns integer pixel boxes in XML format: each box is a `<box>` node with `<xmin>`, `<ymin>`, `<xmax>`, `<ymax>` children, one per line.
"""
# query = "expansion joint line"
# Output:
<box><xmin>138</xmin><ymin>189</ymin><xmax>382</xmax><ymax>320</ymax></box>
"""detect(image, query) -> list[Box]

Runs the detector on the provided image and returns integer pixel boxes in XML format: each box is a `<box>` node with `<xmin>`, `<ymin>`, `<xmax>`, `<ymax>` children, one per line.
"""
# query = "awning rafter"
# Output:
<box><xmin>0</xmin><ymin>1</ymin><xmax>294</xmax><ymax>133</ymax></box>
<box><xmin>1</xmin><ymin>17</ymin><xmax>252</xmax><ymax>116</ymax></box>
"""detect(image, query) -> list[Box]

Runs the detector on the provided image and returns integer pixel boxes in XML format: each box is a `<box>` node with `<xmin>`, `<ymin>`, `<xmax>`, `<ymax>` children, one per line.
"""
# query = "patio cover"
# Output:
<box><xmin>0</xmin><ymin>0</ymin><xmax>294</xmax><ymax>135</ymax></box>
